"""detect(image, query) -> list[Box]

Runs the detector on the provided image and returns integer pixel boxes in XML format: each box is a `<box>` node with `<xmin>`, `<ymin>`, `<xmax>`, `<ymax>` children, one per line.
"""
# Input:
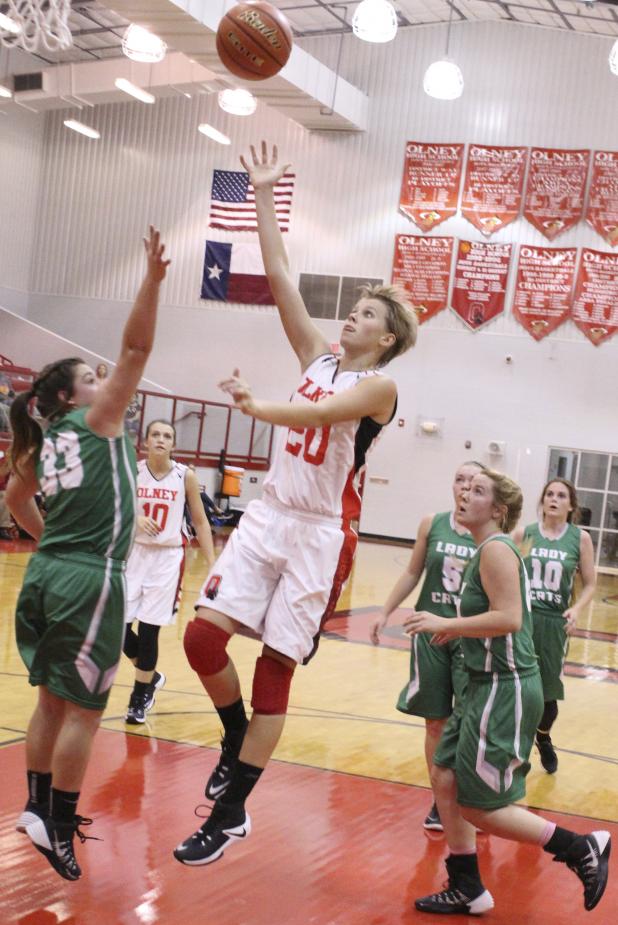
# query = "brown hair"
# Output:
<box><xmin>145</xmin><ymin>419</ymin><xmax>177</xmax><ymax>443</ymax></box>
<box><xmin>483</xmin><ymin>468</ymin><xmax>523</xmax><ymax>533</ymax></box>
<box><xmin>9</xmin><ymin>358</ymin><xmax>84</xmax><ymax>477</ymax></box>
<box><xmin>538</xmin><ymin>478</ymin><xmax>580</xmax><ymax>524</ymax></box>
<box><xmin>358</xmin><ymin>283</ymin><xmax>418</xmax><ymax>367</ymax></box>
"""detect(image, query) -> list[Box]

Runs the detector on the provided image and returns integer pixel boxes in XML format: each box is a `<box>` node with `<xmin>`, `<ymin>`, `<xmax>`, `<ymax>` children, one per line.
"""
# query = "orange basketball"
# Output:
<box><xmin>216</xmin><ymin>1</ymin><xmax>293</xmax><ymax>81</ymax></box>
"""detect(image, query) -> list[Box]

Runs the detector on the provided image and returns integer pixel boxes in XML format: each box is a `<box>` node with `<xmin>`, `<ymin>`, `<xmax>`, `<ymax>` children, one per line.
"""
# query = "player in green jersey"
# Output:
<box><xmin>514</xmin><ymin>479</ymin><xmax>595</xmax><ymax>774</ymax></box>
<box><xmin>6</xmin><ymin>227</ymin><xmax>170</xmax><ymax>883</ymax></box>
<box><xmin>370</xmin><ymin>462</ymin><xmax>482</xmax><ymax>831</ymax></box>
<box><xmin>406</xmin><ymin>469</ymin><xmax>610</xmax><ymax>915</ymax></box>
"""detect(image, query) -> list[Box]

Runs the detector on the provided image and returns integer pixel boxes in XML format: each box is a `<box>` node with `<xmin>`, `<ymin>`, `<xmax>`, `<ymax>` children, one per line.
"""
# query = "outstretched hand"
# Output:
<box><xmin>240</xmin><ymin>141</ymin><xmax>291</xmax><ymax>191</ymax></box>
<box><xmin>219</xmin><ymin>368</ymin><xmax>257</xmax><ymax>416</ymax></box>
<box><xmin>143</xmin><ymin>225</ymin><xmax>171</xmax><ymax>283</ymax></box>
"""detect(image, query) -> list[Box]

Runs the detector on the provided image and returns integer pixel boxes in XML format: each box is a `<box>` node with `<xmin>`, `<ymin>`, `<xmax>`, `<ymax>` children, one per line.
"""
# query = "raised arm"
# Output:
<box><xmin>86</xmin><ymin>227</ymin><xmax>170</xmax><ymax>438</ymax></box>
<box><xmin>241</xmin><ymin>142</ymin><xmax>329</xmax><ymax>370</ymax></box>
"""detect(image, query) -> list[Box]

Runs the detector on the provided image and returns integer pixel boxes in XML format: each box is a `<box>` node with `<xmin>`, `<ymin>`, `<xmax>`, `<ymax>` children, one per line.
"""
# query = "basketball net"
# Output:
<box><xmin>0</xmin><ymin>0</ymin><xmax>73</xmax><ymax>53</ymax></box>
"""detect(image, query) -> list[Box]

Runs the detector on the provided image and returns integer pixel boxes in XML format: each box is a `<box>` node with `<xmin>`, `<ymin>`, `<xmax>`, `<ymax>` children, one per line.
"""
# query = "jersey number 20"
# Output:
<box><xmin>285</xmin><ymin>426</ymin><xmax>331</xmax><ymax>466</ymax></box>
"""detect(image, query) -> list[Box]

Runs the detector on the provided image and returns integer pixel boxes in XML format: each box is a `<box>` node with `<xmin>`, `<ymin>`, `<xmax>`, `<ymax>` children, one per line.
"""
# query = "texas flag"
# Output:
<box><xmin>201</xmin><ymin>240</ymin><xmax>274</xmax><ymax>306</ymax></box>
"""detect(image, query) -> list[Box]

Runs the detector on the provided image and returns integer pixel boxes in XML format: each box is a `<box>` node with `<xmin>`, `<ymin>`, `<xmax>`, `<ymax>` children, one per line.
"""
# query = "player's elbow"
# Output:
<box><xmin>503</xmin><ymin>608</ymin><xmax>522</xmax><ymax>633</ymax></box>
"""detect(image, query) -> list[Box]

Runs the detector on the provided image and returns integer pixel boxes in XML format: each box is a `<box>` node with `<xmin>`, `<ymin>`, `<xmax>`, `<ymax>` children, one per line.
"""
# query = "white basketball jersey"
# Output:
<box><xmin>135</xmin><ymin>459</ymin><xmax>188</xmax><ymax>547</ymax></box>
<box><xmin>262</xmin><ymin>354</ymin><xmax>396</xmax><ymax>522</ymax></box>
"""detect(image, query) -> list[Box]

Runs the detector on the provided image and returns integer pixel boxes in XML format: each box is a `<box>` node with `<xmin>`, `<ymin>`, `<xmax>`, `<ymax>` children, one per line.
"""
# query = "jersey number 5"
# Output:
<box><xmin>40</xmin><ymin>432</ymin><xmax>84</xmax><ymax>496</ymax></box>
<box><xmin>285</xmin><ymin>426</ymin><xmax>331</xmax><ymax>466</ymax></box>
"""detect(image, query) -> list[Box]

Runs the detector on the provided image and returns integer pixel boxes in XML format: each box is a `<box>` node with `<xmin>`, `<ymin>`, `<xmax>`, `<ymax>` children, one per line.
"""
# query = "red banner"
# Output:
<box><xmin>524</xmin><ymin>148</ymin><xmax>590</xmax><ymax>240</ymax></box>
<box><xmin>461</xmin><ymin>145</ymin><xmax>527</xmax><ymax>236</ymax></box>
<box><xmin>399</xmin><ymin>141</ymin><xmax>464</xmax><ymax>231</ymax></box>
<box><xmin>572</xmin><ymin>249</ymin><xmax>618</xmax><ymax>345</ymax></box>
<box><xmin>451</xmin><ymin>240</ymin><xmax>512</xmax><ymax>331</ymax></box>
<box><xmin>512</xmin><ymin>246</ymin><xmax>577</xmax><ymax>340</ymax></box>
<box><xmin>391</xmin><ymin>234</ymin><xmax>454</xmax><ymax>324</ymax></box>
<box><xmin>586</xmin><ymin>151</ymin><xmax>618</xmax><ymax>248</ymax></box>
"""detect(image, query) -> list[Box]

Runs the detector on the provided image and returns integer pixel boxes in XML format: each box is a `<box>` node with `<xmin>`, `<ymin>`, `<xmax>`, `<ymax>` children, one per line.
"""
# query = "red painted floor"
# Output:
<box><xmin>1</xmin><ymin>731</ymin><xmax>615</xmax><ymax>925</ymax></box>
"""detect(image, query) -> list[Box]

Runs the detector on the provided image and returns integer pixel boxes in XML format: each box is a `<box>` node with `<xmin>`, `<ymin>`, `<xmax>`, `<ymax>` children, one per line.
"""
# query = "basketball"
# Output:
<box><xmin>216</xmin><ymin>1</ymin><xmax>293</xmax><ymax>81</ymax></box>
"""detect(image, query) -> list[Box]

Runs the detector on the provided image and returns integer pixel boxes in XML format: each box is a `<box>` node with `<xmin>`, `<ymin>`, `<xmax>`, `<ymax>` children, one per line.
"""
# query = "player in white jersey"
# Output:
<box><xmin>174</xmin><ymin>142</ymin><xmax>418</xmax><ymax>867</ymax></box>
<box><xmin>123</xmin><ymin>420</ymin><xmax>214</xmax><ymax>724</ymax></box>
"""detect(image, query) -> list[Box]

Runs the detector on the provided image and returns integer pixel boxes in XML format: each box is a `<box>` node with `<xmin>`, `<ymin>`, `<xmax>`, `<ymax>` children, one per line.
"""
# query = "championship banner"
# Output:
<box><xmin>391</xmin><ymin>234</ymin><xmax>454</xmax><ymax>324</ymax></box>
<box><xmin>399</xmin><ymin>141</ymin><xmax>464</xmax><ymax>231</ymax></box>
<box><xmin>512</xmin><ymin>246</ymin><xmax>577</xmax><ymax>340</ymax></box>
<box><xmin>451</xmin><ymin>240</ymin><xmax>512</xmax><ymax>331</ymax></box>
<box><xmin>572</xmin><ymin>248</ymin><xmax>618</xmax><ymax>345</ymax></box>
<box><xmin>524</xmin><ymin>148</ymin><xmax>590</xmax><ymax>240</ymax></box>
<box><xmin>461</xmin><ymin>145</ymin><xmax>527</xmax><ymax>236</ymax></box>
<box><xmin>586</xmin><ymin>151</ymin><xmax>618</xmax><ymax>247</ymax></box>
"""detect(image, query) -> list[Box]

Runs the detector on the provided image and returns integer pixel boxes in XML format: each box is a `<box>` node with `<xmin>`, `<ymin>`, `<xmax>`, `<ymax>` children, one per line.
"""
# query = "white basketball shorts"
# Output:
<box><xmin>194</xmin><ymin>497</ymin><xmax>357</xmax><ymax>663</ymax></box>
<box><xmin>125</xmin><ymin>543</ymin><xmax>185</xmax><ymax>626</ymax></box>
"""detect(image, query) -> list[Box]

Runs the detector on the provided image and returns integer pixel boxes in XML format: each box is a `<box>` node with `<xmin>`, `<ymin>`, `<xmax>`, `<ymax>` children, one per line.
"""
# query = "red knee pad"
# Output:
<box><xmin>183</xmin><ymin>619</ymin><xmax>231</xmax><ymax>676</ymax></box>
<box><xmin>251</xmin><ymin>655</ymin><xmax>294</xmax><ymax>715</ymax></box>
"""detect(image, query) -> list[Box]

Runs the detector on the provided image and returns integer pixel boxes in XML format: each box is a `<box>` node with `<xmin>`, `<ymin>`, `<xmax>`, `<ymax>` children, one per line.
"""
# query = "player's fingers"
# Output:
<box><xmin>240</xmin><ymin>154</ymin><xmax>249</xmax><ymax>172</ymax></box>
<box><xmin>261</xmin><ymin>139</ymin><xmax>267</xmax><ymax>162</ymax></box>
<box><xmin>250</xmin><ymin>144</ymin><xmax>258</xmax><ymax>164</ymax></box>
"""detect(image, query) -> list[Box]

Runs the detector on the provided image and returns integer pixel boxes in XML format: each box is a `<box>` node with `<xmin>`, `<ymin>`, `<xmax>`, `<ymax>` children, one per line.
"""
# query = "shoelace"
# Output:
<box><xmin>74</xmin><ymin>816</ymin><xmax>102</xmax><ymax>844</ymax></box>
<box><xmin>554</xmin><ymin>842</ymin><xmax>597</xmax><ymax>886</ymax></box>
<box><xmin>430</xmin><ymin>887</ymin><xmax>468</xmax><ymax>905</ymax></box>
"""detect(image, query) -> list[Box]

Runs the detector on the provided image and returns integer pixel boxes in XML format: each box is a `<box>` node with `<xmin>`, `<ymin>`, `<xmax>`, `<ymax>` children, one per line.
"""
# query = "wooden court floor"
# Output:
<box><xmin>1</xmin><ymin>536</ymin><xmax>617</xmax><ymax>924</ymax></box>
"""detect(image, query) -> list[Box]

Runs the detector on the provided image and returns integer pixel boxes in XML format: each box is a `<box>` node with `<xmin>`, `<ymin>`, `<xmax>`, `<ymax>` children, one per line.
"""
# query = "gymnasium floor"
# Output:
<box><xmin>1</xmin><ymin>535</ymin><xmax>616</xmax><ymax>924</ymax></box>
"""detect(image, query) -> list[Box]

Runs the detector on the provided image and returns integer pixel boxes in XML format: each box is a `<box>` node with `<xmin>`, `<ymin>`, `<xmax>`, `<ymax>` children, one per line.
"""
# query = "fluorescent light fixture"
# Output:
<box><xmin>423</xmin><ymin>59</ymin><xmax>464</xmax><ymax>100</ymax></box>
<box><xmin>64</xmin><ymin>119</ymin><xmax>100</xmax><ymax>139</ymax></box>
<box><xmin>610</xmin><ymin>39</ymin><xmax>618</xmax><ymax>76</ymax></box>
<box><xmin>198</xmin><ymin>123</ymin><xmax>231</xmax><ymax>145</ymax></box>
<box><xmin>352</xmin><ymin>0</ymin><xmax>398</xmax><ymax>44</ymax></box>
<box><xmin>0</xmin><ymin>12</ymin><xmax>22</xmax><ymax>35</ymax></box>
<box><xmin>122</xmin><ymin>24</ymin><xmax>167</xmax><ymax>63</ymax></box>
<box><xmin>115</xmin><ymin>78</ymin><xmax>155</xmax><ymax>104</ymax></box>
<box><xmin>0</xmin><ymin>84</ymin><xmax>12</xmax><ymax>99</ymax></box>
<box><xmin>218</xmin><ymin>88</ymin><xmax>257</xmax><ymax>116</ymax></box>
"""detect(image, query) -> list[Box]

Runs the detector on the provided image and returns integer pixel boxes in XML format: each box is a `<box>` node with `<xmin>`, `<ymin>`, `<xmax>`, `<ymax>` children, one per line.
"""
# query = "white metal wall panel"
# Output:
<box><xmin>0</xmin><ymin>109</ymin><xmax>44</xmax><ymax>296</ymax></box>
<box><xmin>30</xmin><ymin>22</ymin><xmax>618</xmax><ymax>347</ymax></box>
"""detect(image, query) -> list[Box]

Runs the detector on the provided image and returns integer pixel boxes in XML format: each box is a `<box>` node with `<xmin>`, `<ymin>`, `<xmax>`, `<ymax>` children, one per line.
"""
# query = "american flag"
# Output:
<box><xmin>208</xmin><ymin>169</ymin><xmax>295</xmax><ymax>232</ymax></box>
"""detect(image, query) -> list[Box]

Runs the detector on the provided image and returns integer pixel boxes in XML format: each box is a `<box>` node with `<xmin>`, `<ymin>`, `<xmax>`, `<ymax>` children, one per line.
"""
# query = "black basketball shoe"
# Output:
<box><xmin>205</xmin><ymin>723</ymin><xmax>248</xmax><ymax>801</ymax></box>
<box><xmin>423</xmin><ymin>802</ymin><xmax>444</xmax><ymax>832</ymax></box>
<box><xmin>173</xmin><ymin>802</ymin><xmax>251</xmax><ymax>866</ymax></box>
<box><xmin>16</xmin><ymin>799</ymin><xmax>49</xmax><ymax>834</ymax></box>
<box><xmin>536</xmin><ymin>736</ymin><xmax>558</xmax><ymax>774</ymax></box>
<box><xmin>26</xmin><ymin>815</ymin><xmax>98</xmax><ymax>881</ymax></box>
<box><xmin>553</xmin><ymin>830</ymin><xmax>611</xmax><ymax>911</ymax></box>
<box><xmin>415</xmin><ymin>857</ymin><xmax>494</xmax><ymax>916</ymax></box>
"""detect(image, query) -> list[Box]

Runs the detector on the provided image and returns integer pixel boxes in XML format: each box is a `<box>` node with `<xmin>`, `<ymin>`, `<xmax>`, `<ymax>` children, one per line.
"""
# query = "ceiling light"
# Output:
<box><xmin>0</xmin><ymin>12</ymin><xmax>22</xmax><ymax>35</ymax></box>
<box><xmin>610</xmin><ymin>39</ymin><xmax>618</xmax><ymax>76</ymax></box>
<box><xmin>0</xmin><ymin>84</ymin><xmax>12</xmax><ymax>98</ymax></box>
<box><xmin>115</xmin><ymin>78</ymin><xmax>155</xmax><ymax>104</ymax></box>
<box><xmin>423</xmin><ymin>59</ymin><xmax>464</xmax><ymax>100</ymax></box>
<box><xmin>122</xmin><ymin>24</ymin><xmax>167</xmax><ymax>63</ymax></box>
<box><xmin>198</xmin><ymin>123</ymin><xmax>231</xmax><ymax>145</ymax></box>
<box><xmin>424</xmin><ymin>1</ymin><xmax>463</xmax><ymax>100</ymax></box>
<box><xmin>218</xmin><ymin>88</ymin><xmax>257</xmax><ymax>116</ymax></box>
<box><xmin>352</xmin><ymin>0</ymin><xmax>397</xmax><ymax>43</ymax></box>
<box><xmin>64</xmin><ymin>119</ymin><xmax>100</xmax><ymax>139</ymax></box>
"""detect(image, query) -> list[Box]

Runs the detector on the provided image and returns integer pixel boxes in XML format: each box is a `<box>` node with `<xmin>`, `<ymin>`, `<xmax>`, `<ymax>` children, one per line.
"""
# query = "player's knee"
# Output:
<box><xmin>183</xmin><ymin>618</ymin><xmax>231</xmax><ymax>676</ymax></box>
<box><xmin>123</xmin><ymin>625</ymin><xmax>138</xmax><ymax>660</ymax></box>
<box><xmin>251</xmin><ymin>654</ymin><xmax>295</xmax><ymax>715</ymax></box>
<box><xmin>430</xmin><ymin>763</ymin><xmax>454</xmax><ymax>795</ymax></box>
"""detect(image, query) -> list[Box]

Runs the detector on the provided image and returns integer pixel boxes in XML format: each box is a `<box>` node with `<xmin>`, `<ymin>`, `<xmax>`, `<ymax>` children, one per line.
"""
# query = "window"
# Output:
<box><xmin>547</xmin><ymin>448</ymin><xmax>618</xmax><ymax>571</ymax></box>
<box><xmin>299</xmin><ymin>274</ymin><xmax>384</xmax><ymax>321</ymax></box>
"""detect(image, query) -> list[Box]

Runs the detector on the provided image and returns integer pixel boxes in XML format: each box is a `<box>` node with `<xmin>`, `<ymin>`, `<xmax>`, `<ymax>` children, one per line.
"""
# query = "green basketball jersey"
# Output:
<box><xmin>459</xmin><ymin>535</ymin><xmax>538</xmax><ymax>676</ymax></box>
<box><xmin>416</xmin><ymin>512</ymin><xmax>477</xmax><ymax>618</ymax></box>
<box><xmin>36</xmin><ymin>407</ymin><xmax>137</xmax><ymax>562</ymax></box>
<box><xmin>522</xmin><ymin>521</ymin><xmax>581</xmax><ymax>616</ymax></box>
